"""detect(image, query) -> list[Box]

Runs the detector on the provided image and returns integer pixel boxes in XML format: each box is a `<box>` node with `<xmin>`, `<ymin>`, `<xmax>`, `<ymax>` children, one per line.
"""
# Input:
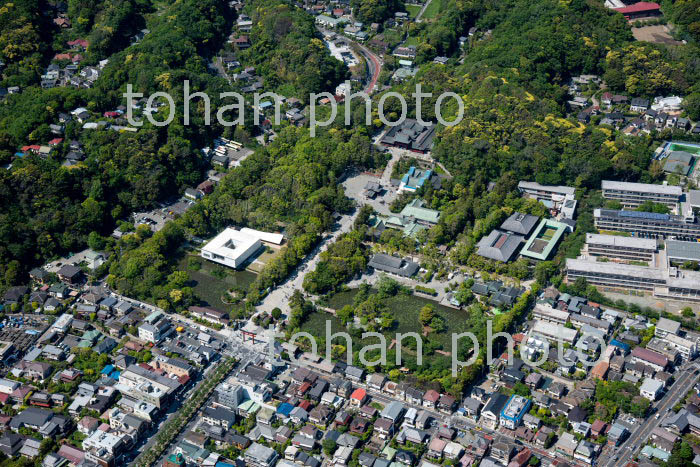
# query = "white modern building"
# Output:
<box><xmin>584</xmin><ymin>233</ymin><xmax>657</xmax><ymax>262</ymax></box>
<box><xmin>601</xmin><ymin>180</ymin><xmax>682</xmax><ymax>210</ymax></box>
<box><xmin>138</xmin><ymin>318</ymin><xmax>172</xmax><ymax>343</ymax></box>
<box><xmin>51</xmin><ymin>313</ymin><xmax>73</xmax><ymax>334</ymax></box>
<box><xmin>531</xmin><ymin>320</ymin><xmax>577</xmax><ymax>344</ymax></box>
<box><xmin>664</xmin><ymin>333</ymin><xmax>697</xmax><ymax>360</ymax></box>
<box><xmin>0</xmin><ymin>378</ymin><xmax>19</xmax><ymax>395</ymax></box>
<box><xmin>201</xmin><ymin>228</ymin><xmax>282</xmax><ymax>269</ymax></box>
<box><xmin>640</xmin><ymin>378</ymin><xmax>664</xmax><ymax>401</ymax></box>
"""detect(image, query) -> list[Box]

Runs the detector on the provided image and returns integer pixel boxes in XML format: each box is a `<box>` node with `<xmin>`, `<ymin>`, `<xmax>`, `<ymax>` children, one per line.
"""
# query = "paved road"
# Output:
<box><xmin>601</xmin><ymin>362</ymin><xmax>700</xmax><ymax>467</ymax></box>
<box><xmin>356</xmin><ymin>44</ymin><xmax>382</xmax><ymax>94</ymax></box>
<box><xmin>380</xmin><ymin>147</ymin><xmax>404</xmax><ymax>185</ymax></box>
<box><xmin>129</xmin><ymin>362</ymin><xmax>218</xmax><ymax>466</ymax></box>
<box><xmin>255</xmin><ymin>209</ymin><xmax>359</xmax><ymax>316</ymax></box>
<box><xmin>210</xmin><ymin>56</ymin><xmax>232</xmax><ymax>84</ymax></box>
<box><xmin>318</xmin><ymin>27</ymin><xmax>383</xmax><ymax>94</ymax></box>
<box><xmin>415</xmin><ymin>0</ymin><xmax>434</xmax><ymax>22</ymax></box>
<box><xmin>344</xmin><ymin>371</ymin><xmax>588</xmax><ymax>466</ymax></box>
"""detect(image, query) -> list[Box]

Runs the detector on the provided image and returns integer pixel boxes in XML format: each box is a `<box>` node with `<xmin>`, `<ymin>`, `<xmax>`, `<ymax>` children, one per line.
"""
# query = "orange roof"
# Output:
<box><xmin>350</xmin><ymin>388</ymin><xmax>366</xmax><ymax>400</ymax></box>
<box><xmin>591</xmin><ymin>360</ymin><xmax>609</xmax><ymax>379</ymax></box>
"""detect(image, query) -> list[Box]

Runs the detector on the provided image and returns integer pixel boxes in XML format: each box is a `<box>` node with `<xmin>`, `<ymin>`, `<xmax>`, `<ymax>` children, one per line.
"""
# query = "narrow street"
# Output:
<box><xmin>602</xmin><ymin>362</ymin><xmax>700</xmax><ymax>467</ymax></box>
<box><xmin>318</xmin><ymin>26</ymin><xmax>383</xmax><ymax>95</ymax></box>
<box><xmin>415</xmin><ymin>0</ymin><xmax>434</xmax><ymax>22</ymax></box>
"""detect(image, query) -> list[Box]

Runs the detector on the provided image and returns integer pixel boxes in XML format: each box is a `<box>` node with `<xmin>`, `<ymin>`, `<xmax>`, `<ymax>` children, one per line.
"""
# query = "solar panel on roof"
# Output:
<box><xmin>618</xmin><ymin>210</ymin><xmax>669</xmax><ymax>221</ymax></box>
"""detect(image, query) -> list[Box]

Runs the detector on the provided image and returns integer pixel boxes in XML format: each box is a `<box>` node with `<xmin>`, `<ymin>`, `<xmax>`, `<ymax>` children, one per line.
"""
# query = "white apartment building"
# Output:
<box><xmin>601</xmin><ymin>180</ymin><xmax>682</xmax><ymax>210</ymax></box>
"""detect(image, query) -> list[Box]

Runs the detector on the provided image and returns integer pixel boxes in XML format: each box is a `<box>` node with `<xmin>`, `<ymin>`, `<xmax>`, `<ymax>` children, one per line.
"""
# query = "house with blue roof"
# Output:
<box><xmin>610</xmin><ymin>339</ymin><xmax>630</xmax><ymax>352</ymax></box>
<box><xmin>399</xmin><ymin>166</ymin><xmax>440</xmax><ymax>193</ymax></box>
<box><xmin>277</xmin><ymin>402</ymin><xmax>293</xmax><ymax>417</ymax></box>
<box><xmin>499</xmin><ymin>395</ymin><xmax>531</xmax><ymax>430</ymax></box>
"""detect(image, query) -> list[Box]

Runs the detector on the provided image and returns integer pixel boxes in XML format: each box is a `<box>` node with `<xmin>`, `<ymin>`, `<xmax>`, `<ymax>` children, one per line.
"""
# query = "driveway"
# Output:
<box><xmin>255</xmin><ymin>210</ymin><xmax>359</xmax><ymax>316</ymax></box>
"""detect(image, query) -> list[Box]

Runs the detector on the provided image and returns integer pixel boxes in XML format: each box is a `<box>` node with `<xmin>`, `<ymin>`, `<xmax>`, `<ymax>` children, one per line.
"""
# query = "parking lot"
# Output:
<box><xmin>342</xmin><ymin>171</ymin><xmax>397</xmax><ymax>216</ymax></box>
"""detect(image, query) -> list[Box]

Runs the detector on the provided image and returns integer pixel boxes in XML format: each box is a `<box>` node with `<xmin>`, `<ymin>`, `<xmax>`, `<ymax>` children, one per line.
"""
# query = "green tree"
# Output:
<box><xmin>419</xmin><ymin>304</ymin><xmax>435</xmax><ymax>326</ymax></box>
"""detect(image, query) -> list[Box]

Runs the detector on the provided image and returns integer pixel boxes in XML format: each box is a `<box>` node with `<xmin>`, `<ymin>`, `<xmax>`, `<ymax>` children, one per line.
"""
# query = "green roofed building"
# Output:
<box><xmin>164</xmin><ymin>453</ymin><xmax>186</xmax><ymax>467</ymax></box>
<box><xmin>400</xmin><ymin>199</ymin><xmax>440</xmax><ymax>225</ymax></box>
<box><xmin>520</xmin><ymin>219</ymin><xmax>568</xmax><ymax>260</ymax></box>
<box><xmin>380</xmin><ymin>199</ymin><xmax>439</xmax><ymax>238</ymax></box>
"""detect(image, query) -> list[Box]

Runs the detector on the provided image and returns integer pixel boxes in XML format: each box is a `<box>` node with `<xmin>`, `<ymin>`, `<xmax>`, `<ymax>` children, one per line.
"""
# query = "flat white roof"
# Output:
<box><xmin>202</xmin><ymin>228</ymin><xmax>261</xmax><ymax>261</ymax></box>
<box><xmin>640</xmin><ymin>377</ymin><xmax>664</xmax><ymax>393</ymax></box>
<box><xmin>601</xmin><ymin>180</ymin><xmax>682</xmax><ymax>196</ymax></box>
<box><xmin>586</xmin><ymin>233</ymin><xmax>657</xmax><ymax>250</ymax></box>
<box><xmin>532</xmin><ymin>320</ymin><xmax>577</xmax><ymax>342</ymax></box>
<box><xmin>240</xmin><ymin>227</ymin><xmax>283</xmax><ymax>245</ymax></box>
<box><xmin>518</xmin><ymin>181</ymin><xmax>575</xmax><ymax>196</ymax></box>
<box><xmin>533</xmin><ymin>303</ymin><xmax>570</xmax><ymax>321</ymax></box>
<box><xmin>566</xmin><ymin>258</ymin><xmax>667</xmax><ymax>280</ymax></box>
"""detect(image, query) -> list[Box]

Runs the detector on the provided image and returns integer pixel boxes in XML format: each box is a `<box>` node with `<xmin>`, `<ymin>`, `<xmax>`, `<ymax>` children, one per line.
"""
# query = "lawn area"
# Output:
<box><xmin>403</xmin><ymin>36</ymin><xmax>419</xmax><ymax>47</ymax></box>
<box><xmin>406</xmin><ymin>4</ymin><xmax>422</xmax><ymax>19</ymax></box>
<box><xmin>318</xmin><ymin>288</ymin><xmax>472</xmax><ymax>355</ymax></box>
<box><xmin>421</xmin><ymin>0</ymin><xmax>443</xmax><ymax>19</ymax></box>
<box><xmin>179</xmin><ymin>254</ymin><xmax>257</xmax><ymax>313</ymax></box>
<box><xmin>245</xmin><ymin>246</ymin><xmax>282</xmax><ymax>274</ymax></box>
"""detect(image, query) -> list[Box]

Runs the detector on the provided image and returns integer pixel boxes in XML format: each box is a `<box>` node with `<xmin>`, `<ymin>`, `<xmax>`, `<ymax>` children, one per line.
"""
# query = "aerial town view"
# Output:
<box><xmin>2</xmin><ymin>0</ymin><xmax>700</xmax><ymax>466</ymax></box>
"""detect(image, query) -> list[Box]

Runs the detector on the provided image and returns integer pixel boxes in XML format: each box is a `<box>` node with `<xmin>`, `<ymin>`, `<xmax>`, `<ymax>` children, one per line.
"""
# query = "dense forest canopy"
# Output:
<box><xmin>240</xmin><ymin>0</ymin><xmax>348</xmax><ymax>100</ymax></box>
<box><xmin>351</xmin><ymin>0</ymin><xmax>404</xmax><ymax>24</ymax></box>
<box><xmin>0</xmin><ymin>0</ymin><xmax>235</xmax><ymax>289</ymax></box>
<box><xmin>0</xmin><ymin>0</ymin><xmax>699</xmax><ymax>304</ymax></box>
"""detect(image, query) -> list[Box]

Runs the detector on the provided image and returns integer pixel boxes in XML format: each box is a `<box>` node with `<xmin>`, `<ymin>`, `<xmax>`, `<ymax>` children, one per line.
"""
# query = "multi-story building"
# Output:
<box><xmin>530</xmin><ymin>320</ymin><xmax>577</xmax><ymax>344</ymax></box>
<box><xmin>601</xmin><ymin>180</ymin><xmax>682</xmax><ymax>209</ymax></box>
<box><xmin>569</xmin><ymin>314</ymin><xmax>611</xmax><ymax>335</ymax></box>
<box><xmin>631</xmin><ymin>347</ymin><xmax>669</xmax><ymax>372</ymax></box>
<box><xmin>666</xmin><ymin>239</ymin><xmax>700</xmax><ymax>266</ymax></box>
<box><xmin>584</xmin><ymin>233</ymin><xmax>657</xmax><ymax>262</ymax></box>
<box><xmin>640</xmin><ymin>378</ymin><xmax>664</xmax><ymax>401</ymax></box>
<box><xmin>594</xmin><ymin>209</ymin><xmax>700</xmax><ymax>240</ymax></box>
<box><xmin>154</xmin><ymin>356</ymin><xmax>193</xmax><ymax>378</ymax></box>
<box><xmin>481</xmin><ymin>393</ymin><xmax>508</xmax><ymax>429</ymax></box>
<box><xmin>82</xmin><ymin>431</ymin><xmax>126</xmax><ymax>467</ymax></box>
<box><xmin>138</xmin><ymin>319</ymin><xmax>172</xmax><ymax>343</ymax></box>
<box><xmin>655</xmin><ymin>317</ymin><xmax>681</xmax><ymax>337</ymax></box>
<box><xmin>532</xmin><ymin>303</ymin><xmax>569</xmax><ymax>325</ymax></box>
<box><xmin>664</xmin><ymin>333</ymin><xmax>697</xmax><ymax>360</ymax></box>
<box><xmin>517</xmin><ymin>181</ymin><xmax>577</xmax><ymax>219</ymax></box>
<box><xmin>116</xmin><ymin>364</ymin><xmax>180</xmax><ymax>408</ymax></box>
<box><xmin>245</xmin><ymin>443</ymin><xmax>278</xmax><ymax>467</ymax></box>
<box><xmin>565</xmin><ymin>258</ymin><xmax>700</xmax><ymax>302</ymax></box>
<box><xmin>215</xmin><ymin>383</ymin><xmax>247</xmax><ymax>409</ymax></box>
<box><xmin>499</xmin><ymin>395</ymin><xmax>531</xmax><ymax>430</ymax></box>
<box><xmin>647</xmin><ymin>338</ymin><xmax>681</xmax><ymax>363</ymax></box>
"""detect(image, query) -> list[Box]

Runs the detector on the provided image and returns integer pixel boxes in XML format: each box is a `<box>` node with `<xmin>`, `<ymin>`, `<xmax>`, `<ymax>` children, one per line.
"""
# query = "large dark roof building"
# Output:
<box><xmin>500</xmin><ymin>212</ymin><xmax>540</xmax><ymax>236</ymax></box>
<box><xmin>368</xmin><ymin>254</ymin><xmax>419</xmax><ymax>277</ymax></box>
<box><xmin>476</xmin><ymin>230</ymin><xmax>524</xmax><ymax>262</ymax></box>
<box><xmin>380</xmin><ymin>119</ymin><xmax>436</xmax><ymax>153</ymax></box>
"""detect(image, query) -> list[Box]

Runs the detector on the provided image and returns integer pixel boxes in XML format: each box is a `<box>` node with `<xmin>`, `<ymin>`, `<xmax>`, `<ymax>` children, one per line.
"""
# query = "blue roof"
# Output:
<box><xmin>277</xmin><ymin>402</ymin><xmax>293</xmax><ymax>415</ymax></box>
<box><xmin>109</xmin><ymin>370</ymin><xmax>121</xmax><ymax>380</ymax></box>
<box><xmin>610</xmin><ymin>339</ymin><xmax>630</xmax><ymax>351</ymax></box>
<box><xmin>14</xmin><ymin>152</ymin><xmax>24</xmax><ymax>157</ymax></box>
<box><xmin>101</xmin><ymin>364</ymin><xmax>115</xmax><ymax>375</ymax></box>
<box><xmin>619</xmin><ymin>210</ymin><xmax>669</xmax><ymax>221</ymax></box>
<box><xmin>500</xmin><ymin>395</ymin><xmax>531</xmax><ymax>422</ymax></box>
<box><xmin>216</xmin><ymin>463</ymin><xmax>236</xmax><ymax>467</ymax></box>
